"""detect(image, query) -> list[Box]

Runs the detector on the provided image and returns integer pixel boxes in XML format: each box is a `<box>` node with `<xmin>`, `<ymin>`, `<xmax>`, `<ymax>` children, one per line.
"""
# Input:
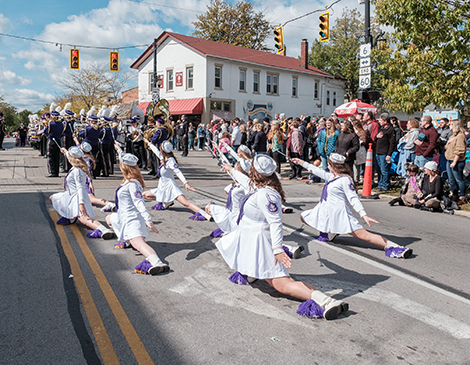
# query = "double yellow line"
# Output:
<box><xmin>50</xmin><ymin>209</ymin><xmax>154</xmax><ymax>365</ymax></box>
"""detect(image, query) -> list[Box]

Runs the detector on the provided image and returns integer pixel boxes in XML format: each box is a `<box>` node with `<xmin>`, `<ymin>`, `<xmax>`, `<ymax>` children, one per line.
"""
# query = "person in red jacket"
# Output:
<box><xmin>414</xmin><ymin>115</ymin><xmax>439</xmax><ymax>168</ymax></box>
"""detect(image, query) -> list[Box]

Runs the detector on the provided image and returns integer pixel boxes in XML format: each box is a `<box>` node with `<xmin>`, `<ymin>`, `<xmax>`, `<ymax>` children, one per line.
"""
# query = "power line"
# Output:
<box><xmin>282</xmin><ymin>0</ymin><xmax>342</xmax><ymax>27</ymax></box>
<box><xmin>127</xmin><ymin>0</ymin><xmax>204</xmax><ymax>13</ymax></box>
<box><xmin>0</xmin><ymin>32</ymin><xmax>150</xmax><ymax>50</ymax></box>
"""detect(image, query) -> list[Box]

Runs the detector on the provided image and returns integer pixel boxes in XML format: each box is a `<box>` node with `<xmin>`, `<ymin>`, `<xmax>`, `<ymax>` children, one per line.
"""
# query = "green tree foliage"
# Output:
<box><xmin>193</xmin><ymin>0</ymin><xmax>271</xmax><ymax>51</ymax></box>
<box><xmin>308</xmin><ymin>8</ymin><xmax>388</xmax><ymax>102</ymax></box>
<box><xmin>0</xmin><ymin>95</ymin><xmax>18</xmax><ymax>133</ymax></box>
<box><xmin>373</xmin><ymin>0</ymin><xmax>470</xmax><ymax>113</ymax></box>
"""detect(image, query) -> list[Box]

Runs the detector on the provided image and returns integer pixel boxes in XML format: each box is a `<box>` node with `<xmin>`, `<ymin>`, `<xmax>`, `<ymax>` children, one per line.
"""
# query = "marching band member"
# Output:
<box><xmin>142</xmin><ymin>139</ymin><xmax>211</xmax><ymax>221</ymax></box>
<box><xmin>216</xmin><ymin>154</ymin><xmax>348</xmax><ymax>320</ymax></box>
<box><xmin>128</xmin><ymin>115</ymin><xmax>147</xmax><ymax>170</ymax></box>
<box><xmin>291</xmin><ymin>154</ymin><xmax>413</xmax><ymax>259</ymax></box>
<box><xmin>106</xmin><ymin>144</ymin><xmax>169</xmax><ymax>275</ymax></box>
<box><xmin>98</xmin><ymin>109</ymin><xmax>114</xmax><ymax>177</ymax></box>
<box><xmin>79</xmin><ymin>107</ymin><xmax>101</xmax><ymax>179</ymax></box>
<box><xmin>45</xmin><ymin>104</ymin><xmax>64</xmax><ymax>177</ymax></box>
<box><xmin>61</xmin><ymin>103</ymin><xmax>76</xmax><ymax>172</ymax></box>
<box><xmin>50</xmin><ymin>146</ymin><xmax>115</xmax><ymax>239</ymax></box>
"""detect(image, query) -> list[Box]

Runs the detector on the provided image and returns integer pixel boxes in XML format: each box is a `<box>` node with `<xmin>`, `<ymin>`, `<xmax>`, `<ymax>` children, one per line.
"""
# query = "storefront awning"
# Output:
<box><xmin>168</xmin><ymin>98</ymin><xmax>203</xmax><ymax>115</ymax></box>
<box><xmin>137</xmin><ymin>102</ymin><xmax>152</xmax><ymax>116</ymax></box>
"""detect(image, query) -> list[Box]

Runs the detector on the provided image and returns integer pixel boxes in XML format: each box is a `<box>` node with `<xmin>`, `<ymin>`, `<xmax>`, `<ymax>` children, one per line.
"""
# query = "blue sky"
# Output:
<box><xmin>0</xmin><ymin>0</ymin><xmax>363</xmax><ymax>112</ymax></box>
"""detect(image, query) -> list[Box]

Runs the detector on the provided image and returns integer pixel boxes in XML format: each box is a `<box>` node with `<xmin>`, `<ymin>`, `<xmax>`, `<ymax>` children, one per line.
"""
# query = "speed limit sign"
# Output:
<box><xmin>359</xmin><ymin>75</ymin><xmax>371</xmax><ymax>89</ymax></box>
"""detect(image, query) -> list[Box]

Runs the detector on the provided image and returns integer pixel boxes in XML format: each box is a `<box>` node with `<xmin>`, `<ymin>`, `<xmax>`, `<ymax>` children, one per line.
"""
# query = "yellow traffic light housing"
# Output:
<box><xmin>319</xmin><ymin>12</ymin><xmax>330</xmax><ymax>42</ymax></box>
<box><xmin>274</xmin><ymin>26</ymin><xmax>285</xmax><ymax>54</ymax></box>
<box><xmin>110</xmin><ymin>51</ymin><xmax>119</xmax><ymax>71</ymax></box>
<box><xmin>70</xmin><ymin>49</ymin><xmax>80</xmax><ymax>69</ymax></box>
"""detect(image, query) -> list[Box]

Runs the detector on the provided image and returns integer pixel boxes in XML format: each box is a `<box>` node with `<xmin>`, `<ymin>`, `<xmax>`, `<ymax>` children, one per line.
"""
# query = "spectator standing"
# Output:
<box><xmin>374</xmin><ymin>113</ymin><xmax>396</xmax><ymax>191</ymax></box>
<box><xmin>437</xmin><ymin>118</ymin><xmax>452</xmax><ymax>153</ymax></box>
<box><xmin>231</xmin><ymin>119</ymin><xmax>242</xmax><ymax>152</ymax></box>
<box><xmin>247</xmin><ymin>119</ymin><xmax>258</xmax><ymax>150</ymax></box>
<box><xmin>170</xmin><ymin>120</ymin><xmax>177</xmax><ymax>149</ymax></box>
<box><xmin>197</xmin><ymin>124</ymin><xmax>205</xmax><ymax>150</ymax></box>
<box><xmin>286</xmin><ymin>120</ymin><xmax>304</xmax><ymax>180</ymax></box>
<box><xmin>176</xmin><ymin>119</ymin><xmax>184</xmax><ymax>151</ymax></box>
<box><xmin>251</xmin><ymin>123</ymin><xmax>267</xmax><ymax>156</ymax></box>
<box><xmin>445</xmin><ymin>119</ymin><xmax>467</xmax><ymax>205</ymax></box>
<box><xmin>364</xmin><ymin>111</ymin><xmax>380</xmax><ymax>147</ymax></box>
<box><xmin>268</xmin><ymin>123</ymin><xmax>284</xmax><ymax>174</ymax></box>
<box><xmin>239</xmin><ymin>123</ymin><xmax>248</xmax><ymax>146</ymax></box>
<box><xmin>188</xmin><ymin>123</ymin><xmax>196</xmax><ymax>151</ymax></box>
<box><xmin>414</xmin><ymin>115</ymin><xmax>439</xmax><ymax>168</ymax></box>
<box><xmin>334</xmin><ymin>120</ymin><xmax>360</xmax><ymax>171</ymax></box>
<box><xmin>352</xmin><ymin>120</ymin><xmax>371</xmax><ymax>183</ymax></box>
<box><xmin>390</xmin><ymin>116</ymin><xmax>404</xmax><ymax>151</ymax></box>
<box><xmin>180</xmin><ymin>115</ymin><xmax>189</xmax><ymax>157</ymax></box>
<box><xmin>395</xmin><ymin>118</ymin><xmax>421</xmax><ymax>176</ymax></box>
<box><xmin>317</xmin><ymin>117</ymin><xmax>340</xmax><ymax>171</ymax></box>
<box><xmin>18</xmin><ymin>123</ymin><xmax>28</xmax><ymax>147</ymax></box>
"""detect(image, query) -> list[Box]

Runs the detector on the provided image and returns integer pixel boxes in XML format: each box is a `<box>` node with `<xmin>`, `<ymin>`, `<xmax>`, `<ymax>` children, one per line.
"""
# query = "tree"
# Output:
<box><xmin>373</xmin><ymin>0</ymin><xmax>470</xmax><ymax>113</ymax></box>
<box><xmin>0</xmin><ymin>95</ymin><xmax>18</xmax><ymax>133</ymax></box>
<box><xmin>193</xmin><ymin>0</ymin><xmax>271</xmax><ymax>51</ymax></box>
<box><xmin>58</xmin><ymin>64</ymin><xmax>132</xmax><ymax>112</ymax></box>
<box><xmin>308</xmin><ymin>8</ymin><xmax>389</xmax><ymax>102</ymax></box>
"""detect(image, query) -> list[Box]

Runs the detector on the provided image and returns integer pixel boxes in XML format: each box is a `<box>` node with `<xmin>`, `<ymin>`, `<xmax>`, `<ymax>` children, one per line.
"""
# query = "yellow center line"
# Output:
<box><xmin>69</xmin><ymin>223</ymin><xmax>155</xmax><ymax>365</ymax></box>
<box><xmin>50</xmin><ymin>210</ymin><xmax>119</xmax><ymax>364</ymax></box>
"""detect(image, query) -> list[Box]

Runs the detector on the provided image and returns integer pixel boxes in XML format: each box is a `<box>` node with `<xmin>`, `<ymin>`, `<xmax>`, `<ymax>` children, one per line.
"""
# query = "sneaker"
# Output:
<box><xmin>385</xmin><ymin>246</ymin><xmax>413</xmax><ymax>259</ymax></box>
<box><xmin>296</xmin><ymin>176</ymin><xmax>303</xmax><ymax>180</ymax></box>
<box><xmin>148</xmin><ymin>263</ymin><xmax>170</xmax><ymax>275</ymax></box>
<box><xmin>101</xmin><ymin>228</ymin><xmax>115</xmax><ymax>240</ymax></box>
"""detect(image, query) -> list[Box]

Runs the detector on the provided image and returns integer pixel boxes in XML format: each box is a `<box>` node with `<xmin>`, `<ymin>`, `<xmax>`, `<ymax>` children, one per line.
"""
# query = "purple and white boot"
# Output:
<box><xmin>87</xmin><ymin>224</ymin><xmax>115</xmax><ymax>240</ymax></box>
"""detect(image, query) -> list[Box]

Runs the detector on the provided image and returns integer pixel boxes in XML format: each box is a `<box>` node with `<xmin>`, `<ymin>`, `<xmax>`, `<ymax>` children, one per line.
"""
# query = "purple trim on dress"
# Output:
<box><xmin>114</xmin><ymin>185</ymin><xmax>123</xmax><ymax>212</ymax></box>
<box><xmin>225</xmin><ymin>185</ymin><xmax>236</xmax><ymax>209</ymax></box>
<box><xmin>236</xmin><ymin>192</ymin><xmax>254</xmax><ymax>224</ymax></box>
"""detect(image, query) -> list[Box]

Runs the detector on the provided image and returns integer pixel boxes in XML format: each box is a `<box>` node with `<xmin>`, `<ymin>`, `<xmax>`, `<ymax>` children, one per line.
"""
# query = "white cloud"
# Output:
<box><xmin>0</xmin><ymin>69</ymin><xmax>31</xmax><ymax>86</ymax></box>
<box><xmin>0</xmin><ymin>13</ymin><xmax>11</xmax><ymax>32</ymax></box>
<box><xmin>4</xmin><ymin>89</ymin><xmax>55</xmax><ymax>111</ymax></box>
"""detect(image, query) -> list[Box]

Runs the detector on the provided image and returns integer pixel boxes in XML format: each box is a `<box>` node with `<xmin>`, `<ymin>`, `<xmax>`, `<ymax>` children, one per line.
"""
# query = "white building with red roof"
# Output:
<box><xmin>130</xmin><ymin>31</ymin><xmax>345</xmax><ymax>124</ymax></box>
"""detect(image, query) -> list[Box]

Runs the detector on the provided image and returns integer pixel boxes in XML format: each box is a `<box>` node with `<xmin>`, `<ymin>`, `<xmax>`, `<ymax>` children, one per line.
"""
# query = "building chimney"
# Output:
<box><xmin>301</xmin><ymin>39</ymin><xmax>308</xmax><ymax>69</ymax></box>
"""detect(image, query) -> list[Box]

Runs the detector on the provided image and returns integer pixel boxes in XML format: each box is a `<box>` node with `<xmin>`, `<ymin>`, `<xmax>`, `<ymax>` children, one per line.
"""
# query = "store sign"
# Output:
<box><xmin>175</xmin><ymin>72</ymin><xmax>183</xmax><ymax>87</ymax></box>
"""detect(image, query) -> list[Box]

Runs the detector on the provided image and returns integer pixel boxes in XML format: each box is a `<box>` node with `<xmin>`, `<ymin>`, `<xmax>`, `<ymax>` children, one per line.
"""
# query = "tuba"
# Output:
<box><xmin>148</xmin><ymin>99</ymin><xmax>174</xmax><ymax>141</ymax></box>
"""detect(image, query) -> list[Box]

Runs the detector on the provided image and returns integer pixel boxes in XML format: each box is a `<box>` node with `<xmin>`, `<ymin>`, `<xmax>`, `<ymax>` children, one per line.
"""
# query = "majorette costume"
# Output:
<box><xmin>300</xmin><ymin>153</ymin><xmax>412</xmax><ymax>259</ymax></box>
<box><xmin>109</xmin><ymin>151</ymin><xmax>169</xmax><ymax>275</ymax></box>
<box><xmin>52</xmin><ymin>146</ymin><xmax>114</xmax><ymax>239</ymax></box>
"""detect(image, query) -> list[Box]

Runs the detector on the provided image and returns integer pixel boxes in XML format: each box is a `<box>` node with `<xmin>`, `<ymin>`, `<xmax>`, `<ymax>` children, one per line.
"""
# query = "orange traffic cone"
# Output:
<box><xmin>361</xmin><ymin>143</ymin><xmax>374</xmax><ymax>198</ymax></box>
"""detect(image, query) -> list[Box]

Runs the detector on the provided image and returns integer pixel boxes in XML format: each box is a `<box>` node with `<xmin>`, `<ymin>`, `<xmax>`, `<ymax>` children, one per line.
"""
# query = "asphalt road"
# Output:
<box><xmin>1</xmin><ymin>140</ymin><xmax>470</xmax><ymax>364</ymax></box>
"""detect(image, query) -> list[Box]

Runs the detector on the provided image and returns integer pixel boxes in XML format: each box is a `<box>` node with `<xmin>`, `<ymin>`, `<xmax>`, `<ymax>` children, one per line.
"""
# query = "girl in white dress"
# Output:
<box><xmin>105</xmin><ymin>146</ymin><xmax>169</xmax><ymax>275</ymax></box>
<box><xmin>216</xmin><ymin>154</ymin><xmax>348</xmax><ymax>320</ymax></box>
<box><xmin>142</xmin><ymin>140</ymin><xmax>211</xmax><ymax>221</ymax></box>
<box><xmin>291</xmin><ymin>153</ymin><xmax>413</xmax><ymax>259</ymax></box>
<box><xmin>50</xmin><ymin>146</ymin><xmax>114</xmax><ymax>239</ymax></box>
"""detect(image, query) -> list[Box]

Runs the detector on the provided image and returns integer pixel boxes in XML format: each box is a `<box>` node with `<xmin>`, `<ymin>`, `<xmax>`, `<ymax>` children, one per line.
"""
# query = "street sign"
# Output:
<box><xmin>360</xmin><ymin>43</ymin><xmax>371</xmax><ymax>58</ymax></box>
<box><xmin>359</xmin><ymin>67</ymin><xmax>371</xmax><ymax>75</ymax></box>
<box><xmin>359</xmin><ymin>75</ymin><xmax>371</xmax><ymax>89</ymax></box>
<box><xmin>360</xmin><ymin>57</ymin><xmax>371</xmax><ymax>67</ymax></box>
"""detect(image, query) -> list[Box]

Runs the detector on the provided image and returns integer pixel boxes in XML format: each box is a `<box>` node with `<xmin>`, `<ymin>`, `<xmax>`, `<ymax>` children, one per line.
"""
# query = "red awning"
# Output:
<box><xmin>137</xmin><ymin>102</ymin><xmax>152</xmax><ymax>116</ymax></box>
<box><xmin>168</xmin><ymin>98</ymin><xmax>203</xmax><ymax>115</ymax></box>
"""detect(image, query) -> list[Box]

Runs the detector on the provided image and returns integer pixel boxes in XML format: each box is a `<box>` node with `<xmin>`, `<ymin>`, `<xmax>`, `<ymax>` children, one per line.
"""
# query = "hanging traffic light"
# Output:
<box><xmin>319</xmin><ymin>11</ymin><xmax>330</xmax><ymax>42</ymax></box>
<box><xmin>274</xmin><ymin>26</ymin><xmax>285</xmax><ymax>54</ymax></box>
<box><xmin>110</xmin><ymin>51</ymin><xmax>119</xmax><ymax>71</ymax></box>
<box><xmin>70</xmin><ymin>49</ymin><xmax>80</xmax><ymax>69</ymax></box>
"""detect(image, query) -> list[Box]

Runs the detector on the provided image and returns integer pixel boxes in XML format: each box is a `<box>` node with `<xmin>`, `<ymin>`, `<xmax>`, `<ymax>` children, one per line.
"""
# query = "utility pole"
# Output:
<box><xmin>364</xmin><ymin>0</ymin><xmax>372</xmax><ymax>44</ymax></box>
<box><xmin>152</xmin><ymin>38</ymin><xmax>160</xmax><ymax>103</ymax></box>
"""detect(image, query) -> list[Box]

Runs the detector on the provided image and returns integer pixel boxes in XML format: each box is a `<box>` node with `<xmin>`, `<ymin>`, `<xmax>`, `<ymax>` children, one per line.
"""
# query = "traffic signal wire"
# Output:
<box><xmin>0</xmin><ymin>32</ymin><xmax>150</xmax><ymax>50</ymax></box>
<box><xmin>281</xmin><ymin>0</ymin><xmax>341</xmax><ymax>27</ymax></box>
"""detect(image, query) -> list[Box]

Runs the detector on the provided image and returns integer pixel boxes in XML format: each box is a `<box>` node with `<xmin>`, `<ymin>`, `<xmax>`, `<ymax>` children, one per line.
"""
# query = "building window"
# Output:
<box><xmin>239</xmin><ymin>69</ymin><xmax>246</xmax><ymax>91</ymax></box>
<box><xmin>253</xmin><ymin>71</ymin><xmax>259</xmax><ymax>93</ymax></box>
<box><xmin>212</xmin><ymin>101</ymin><xmax>231</xmax><ymax>112</ymax></box>
<box><xmin>314</xmin><ymin>81</ymin><xmax>319</xmax><ymax>99</ymax></box>
<box><xmin>326</xmin><ymin>90</ymin><xmax>330</xmax><ymax>106</ymax></box>
<box><xmin>186</xmin><ymin>67</ymin><xmax>193</xmax><ymax>89</ymax></box>
<box><xmin>167</xmin><ymin>69</ymin><xmax>173</xmax><ymax>91</ymax></box>
<box><xmin>267</xmin><ymin>73</ymin><xmax>279</xmax><ymax>95</ymax></box>
<box><xmin>149</xmin><ymin>73</ymin><xmax>163</xmax><ymax>93</ymax></box>
<box><xmin>333</xmin><ymin>91</ymin><xmax>337</xmax><ymax>106</ymax></box>
<box><xmin>215</xmin><ymin>66</ymin><xmax>222</xmax><ymax>89</ymax></box>
<box><xmin>292</xmin><ymin>77</ymin><xmax>298</xmax><ymax>97</ymax></box>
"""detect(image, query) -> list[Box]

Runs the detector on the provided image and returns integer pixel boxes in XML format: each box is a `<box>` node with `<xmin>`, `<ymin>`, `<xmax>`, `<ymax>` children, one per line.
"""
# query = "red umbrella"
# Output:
<box><xmin>334</xmin><ymin>100</ymin><xmax>378</xmax><ymax>118</ymax></box>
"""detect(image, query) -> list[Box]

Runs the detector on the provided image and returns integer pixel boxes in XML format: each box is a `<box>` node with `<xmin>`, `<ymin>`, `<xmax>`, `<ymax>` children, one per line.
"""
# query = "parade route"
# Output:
<box><xmin>1</xmin><ymin>140</ymin><xmax>470</xmax><ymax>364</ymax></box>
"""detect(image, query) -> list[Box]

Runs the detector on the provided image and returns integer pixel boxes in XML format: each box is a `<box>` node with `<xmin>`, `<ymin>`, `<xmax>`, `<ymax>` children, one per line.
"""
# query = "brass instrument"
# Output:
<box><xmin>143</xmin><ymin>127</ymin><xmax>159</xmax><ymax>150</ymax></box>
<box><xmin>148</xmin><ymin>98</ymin><xmax>174</xmax><ymax>141</ymax></box>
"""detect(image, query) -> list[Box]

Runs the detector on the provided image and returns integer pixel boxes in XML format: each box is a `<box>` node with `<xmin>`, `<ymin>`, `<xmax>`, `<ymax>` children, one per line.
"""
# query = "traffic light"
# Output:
<box><xmin>319</xmin><ymin>11</ymin><xmax>330</xmax><ymax>42</ymax></box>
<box><xmin>110</xmin><ymin>51</ymin><xmax>119</xmax><ymax>71</ymax></box>
<box><xmin>274</xmin><ymin>26</ymin><xmax>285</xmax><ymax>54</ymax></box>
<box><xmin>70</xmin><ymin>49</ymin><xmax>80</xmax><ymax>69</ymax></box>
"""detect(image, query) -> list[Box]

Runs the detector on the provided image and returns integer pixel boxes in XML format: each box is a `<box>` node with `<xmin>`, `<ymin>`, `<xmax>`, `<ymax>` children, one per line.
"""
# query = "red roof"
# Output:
<box><xmin>168</xmin><ymin>98</ymin><xmax>203</xmax><ymax>115</ymax></box>
<box><xmin>137</xmin><ymin>101</ymin><xmax>151</xmax><ymax>116</ymax></box>
<box><xmin>131</xmin><ymin>32</ymin><xmax>332</xmax><ymax>77</ymax></box>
